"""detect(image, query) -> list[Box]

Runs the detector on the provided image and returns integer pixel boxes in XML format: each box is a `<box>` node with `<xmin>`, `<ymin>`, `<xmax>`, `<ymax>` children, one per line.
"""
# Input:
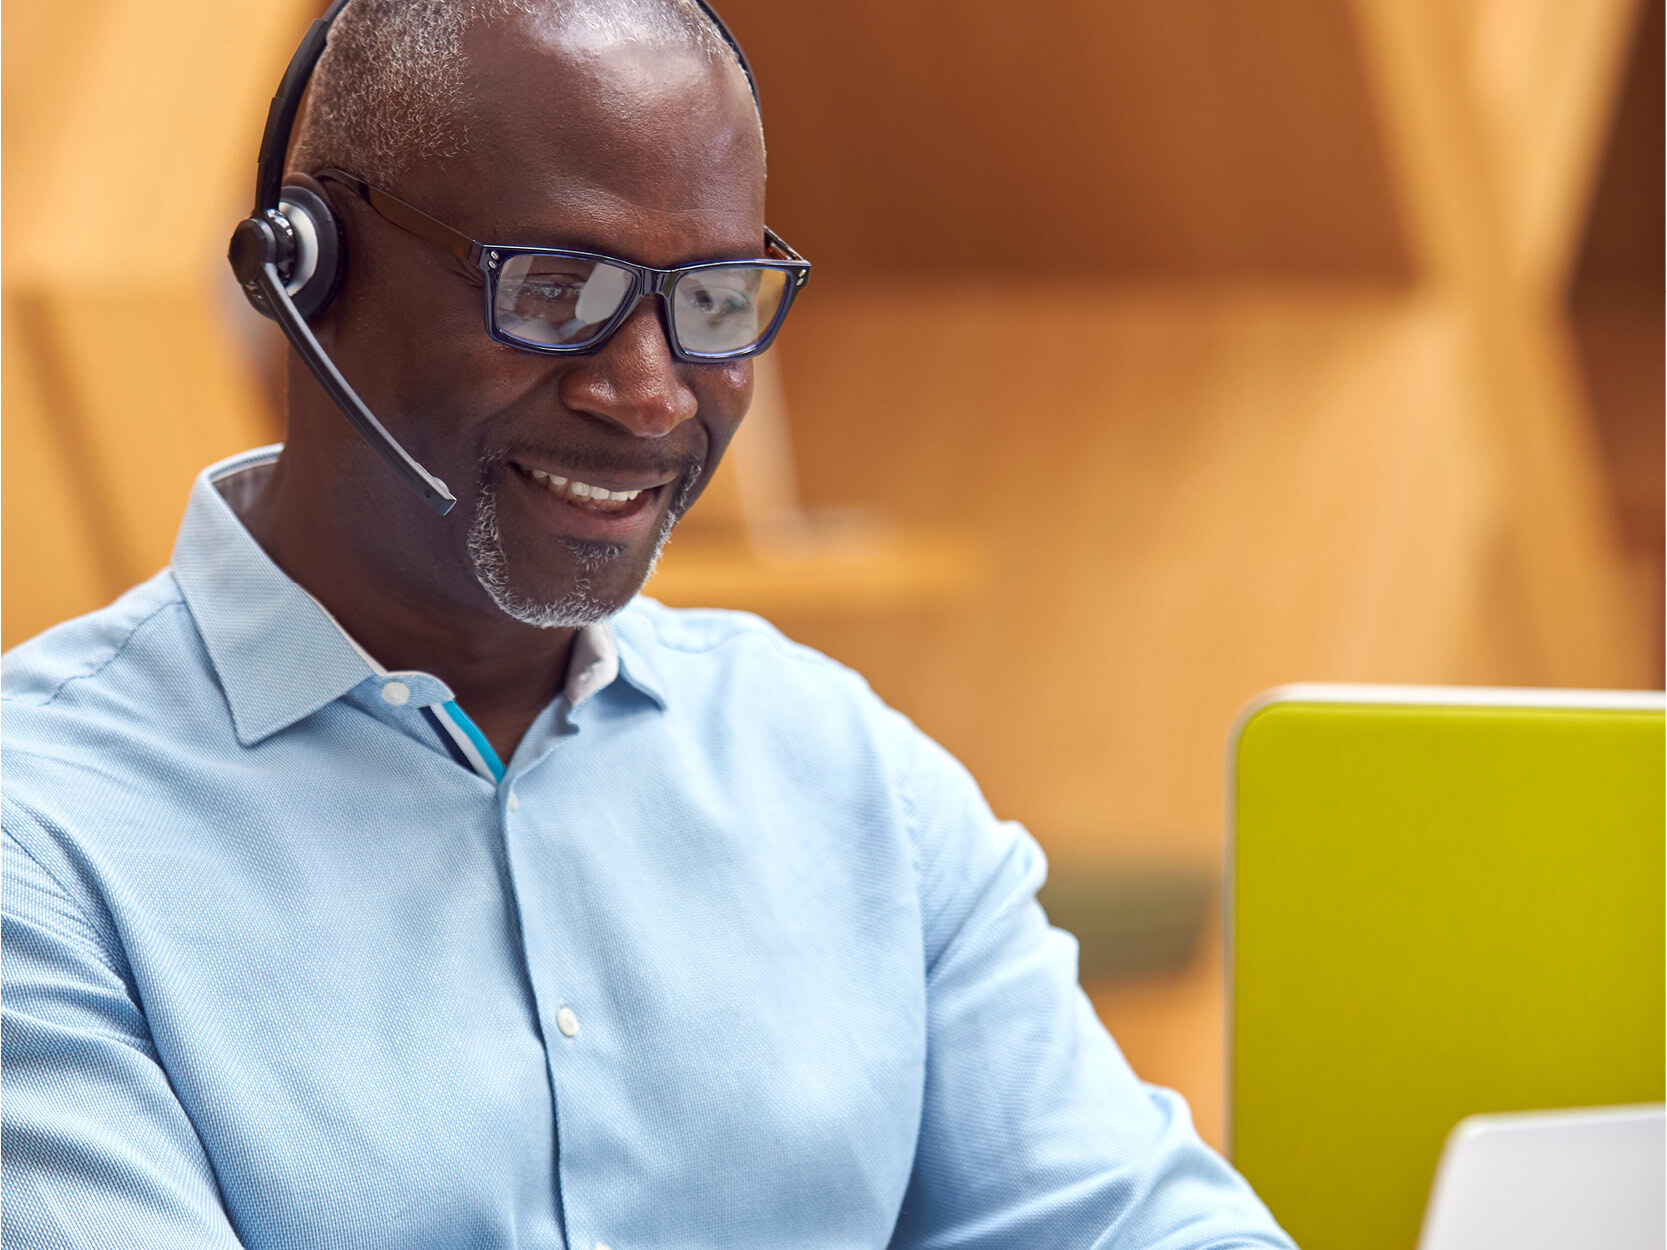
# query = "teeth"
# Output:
<box><xmin>521</xmin><ymin>465</ymin><xmax>643</xmax><ymax>507</ymax></box>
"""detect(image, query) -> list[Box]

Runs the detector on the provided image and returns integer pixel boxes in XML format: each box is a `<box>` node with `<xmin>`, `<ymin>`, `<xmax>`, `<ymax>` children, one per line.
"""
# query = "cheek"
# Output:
<box><xmin>673</xmin><ymin>363</ymin><xmax>753</xmax><ymax>514</ymax></box>
<box><xmin>335</xmin><ymin>285</ymin><xmax>538</xmax><ymax>439</ymax></box>
<box><xmin>697</xmin><ymin>361</ymin><xmax>754</xmax><ymax>464</ymax></box>
<box><xmin>327</xmin><ymin>240</ymin><xmax>506</xmax><ymax>404</ymax></box>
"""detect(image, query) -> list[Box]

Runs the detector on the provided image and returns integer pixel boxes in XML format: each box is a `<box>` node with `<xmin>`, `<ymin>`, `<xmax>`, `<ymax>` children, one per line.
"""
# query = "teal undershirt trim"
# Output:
<box><xmin>440</xmin><ymin>700</ymin><xmax>506</xmax><ymax>783</ymax></box>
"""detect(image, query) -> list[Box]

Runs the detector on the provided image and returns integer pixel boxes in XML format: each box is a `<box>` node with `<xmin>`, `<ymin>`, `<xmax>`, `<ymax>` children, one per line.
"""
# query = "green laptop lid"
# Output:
<box><xmin>1228</xmin><ymin>685</ymin><xmax>1665</xmax><ymax>1248</ymax></box>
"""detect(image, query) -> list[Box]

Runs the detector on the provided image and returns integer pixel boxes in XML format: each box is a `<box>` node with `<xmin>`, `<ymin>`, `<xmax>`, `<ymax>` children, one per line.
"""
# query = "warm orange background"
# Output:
<box><xmin>5</xmin><ymin>0</ymin><xmax>1661</xmax><ymax>1149</ymax></box>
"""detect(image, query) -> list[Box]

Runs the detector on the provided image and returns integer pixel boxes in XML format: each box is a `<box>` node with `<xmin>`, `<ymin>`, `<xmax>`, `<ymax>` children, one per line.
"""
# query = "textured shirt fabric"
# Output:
<box><xmin>2</xmin><ymin>446</ymin><xmax>1293</xmax><ymax>1250</ymax></box>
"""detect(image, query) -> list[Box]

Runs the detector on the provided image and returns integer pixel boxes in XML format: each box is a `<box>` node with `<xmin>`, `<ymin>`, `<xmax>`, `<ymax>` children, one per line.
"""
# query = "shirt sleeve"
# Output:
<box><xmin>3</xmin><ymin>808</ymin><xmax>247</xmax><ymax>1249</ymax></box>
<box><xmin>884</xmin><ymin>715</ymin><xmax>1295</xmax><ymax>1250</ymax></box>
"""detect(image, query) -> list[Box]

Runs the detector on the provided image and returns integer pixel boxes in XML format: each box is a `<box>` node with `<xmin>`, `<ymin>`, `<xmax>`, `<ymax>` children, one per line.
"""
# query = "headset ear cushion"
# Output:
<box><xmin>276</xmin><ymin>183</ymin><xmax>346</xmax><ymax>319</ymax></box>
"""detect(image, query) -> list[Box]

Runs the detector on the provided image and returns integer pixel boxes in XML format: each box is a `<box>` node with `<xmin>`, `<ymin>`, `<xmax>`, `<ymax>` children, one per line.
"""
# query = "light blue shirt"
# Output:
<box><xmin>3</xmin><ymin>446</ymin><xmax>1292</xmax><ymax>1249</ymax></box>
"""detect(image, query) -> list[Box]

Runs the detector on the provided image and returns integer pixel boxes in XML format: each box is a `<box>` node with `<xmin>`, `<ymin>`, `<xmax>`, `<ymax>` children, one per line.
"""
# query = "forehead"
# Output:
<box><xmin>426</xmin><ymin>15</ymin><xmax>765</xmax><ymax>261</ymax></box>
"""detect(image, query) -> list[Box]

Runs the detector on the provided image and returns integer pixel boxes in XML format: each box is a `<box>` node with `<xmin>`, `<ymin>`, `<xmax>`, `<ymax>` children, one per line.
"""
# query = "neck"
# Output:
<box><xmin>241</xmin><ymin>448</ymin><xmax>577</xmax><ymax>763</ymax></box>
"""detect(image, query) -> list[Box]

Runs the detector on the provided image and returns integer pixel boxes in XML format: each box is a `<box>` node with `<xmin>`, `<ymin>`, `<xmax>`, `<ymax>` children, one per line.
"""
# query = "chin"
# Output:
<box><xmin>465</xmin><ymin>493</ymin><xmax>669</xmax><ymax>630</ymax></box>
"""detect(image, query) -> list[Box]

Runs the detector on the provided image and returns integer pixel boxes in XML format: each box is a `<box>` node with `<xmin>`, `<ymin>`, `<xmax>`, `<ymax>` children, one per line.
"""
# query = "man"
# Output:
<box><xmin>2</xmin><ymin>1</ymin><xmax>1293</xmax><ymax>1245</ymax></box>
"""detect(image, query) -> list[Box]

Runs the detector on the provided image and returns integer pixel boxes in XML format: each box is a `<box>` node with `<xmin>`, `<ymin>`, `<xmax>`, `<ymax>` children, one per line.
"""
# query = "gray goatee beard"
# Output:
<box><xmin>466</xmin><ymin>462</ymin><xmax>698</xmax><ymax>629</ymax></box>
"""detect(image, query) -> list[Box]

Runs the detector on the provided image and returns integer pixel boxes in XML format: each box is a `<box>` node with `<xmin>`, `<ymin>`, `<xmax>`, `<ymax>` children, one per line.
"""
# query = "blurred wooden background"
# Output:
<box><xmin>4</xmin><ymin>0</ymin><xmax>1661</xmax><ymax>1153</ymax></box>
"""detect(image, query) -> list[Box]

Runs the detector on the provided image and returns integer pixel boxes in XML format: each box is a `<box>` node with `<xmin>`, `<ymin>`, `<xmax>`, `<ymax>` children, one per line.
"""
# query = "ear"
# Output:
<box><xmin>276</xmin><ymin>172</ymin><xmax>348</xmax><ymax>320</ymax></box>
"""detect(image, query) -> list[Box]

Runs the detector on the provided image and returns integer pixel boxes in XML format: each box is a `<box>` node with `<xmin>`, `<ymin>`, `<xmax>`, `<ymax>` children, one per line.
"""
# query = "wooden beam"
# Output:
<box><xmin>1469</xmin><ymin>0</ymin><xmax>1643</xmax><ymax>295</ymax></box>
<box><xmin>2</xmin><ymin>0</ymin><xmax>311</xmax><ymax>640</ymax></box>
<box><xmin>1350</xmin><ymin>0</ymin><xmax>1649</xmax><ymax>685</ymax></box>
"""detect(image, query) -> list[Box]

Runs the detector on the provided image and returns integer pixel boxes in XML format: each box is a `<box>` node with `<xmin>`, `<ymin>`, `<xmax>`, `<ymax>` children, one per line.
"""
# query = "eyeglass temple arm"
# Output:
<box><xmin>764</xmin><ymin>226</ymin><xmax>805</xmax><ymax>262</ymax></box>
<box><xmin>320</xmin><ymin>169</ymin><xmax>483</xmax><ymax>267</ymax></box>
<box><xmin>764</xmin><ymin>227</ymin><xmax>811</xmax><ymax>293</ymax></box>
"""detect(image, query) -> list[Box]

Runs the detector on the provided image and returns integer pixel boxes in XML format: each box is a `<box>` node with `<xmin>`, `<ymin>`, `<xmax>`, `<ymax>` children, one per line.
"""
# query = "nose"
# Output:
<box><xmin>557</xmin><ymin>297</ymin><xmax>698</xmax><ymax>438</ymax></box>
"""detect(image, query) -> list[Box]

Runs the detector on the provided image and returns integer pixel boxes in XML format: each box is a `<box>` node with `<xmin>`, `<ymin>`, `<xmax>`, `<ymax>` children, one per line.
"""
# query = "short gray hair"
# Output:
<box><xmin>290</xmin><ymin>0</ymin><xmax>750</xmax><ymax>186</ymax></box>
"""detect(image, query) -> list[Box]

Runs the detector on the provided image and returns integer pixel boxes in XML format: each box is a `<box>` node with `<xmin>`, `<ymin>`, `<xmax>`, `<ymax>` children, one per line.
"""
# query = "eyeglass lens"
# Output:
<box><xmin>493</xmin><ymin>254</ymin><xmax>789</xmax><ymax>356</ymax></box>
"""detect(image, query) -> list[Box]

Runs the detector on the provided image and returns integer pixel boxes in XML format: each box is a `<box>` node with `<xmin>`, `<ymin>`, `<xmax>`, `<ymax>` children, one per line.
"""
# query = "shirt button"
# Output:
<box><xmin>507</xmin><ymin>792</ymin><xmax>520</xmax><ymax>812</ymax></box>
<box><xmin>380</xmin><ymin>680</ymin><xmax>411</xmax><ymax>706</ymax></box>
<box><xmin>595</xmin><ymin>1243</ymin><xmax>613</xmax><ymax>1250</ymax></box>
<box><xmin>556</xmin><ymin>1007</ymin><xmax>580</xmax><ymax>1037</ymax></box>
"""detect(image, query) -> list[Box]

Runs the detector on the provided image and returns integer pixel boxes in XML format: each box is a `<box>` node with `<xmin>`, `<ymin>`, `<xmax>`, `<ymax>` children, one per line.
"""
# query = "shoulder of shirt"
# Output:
<box><xmin>613</xmin><ymin>596</ymin><xmax>891</xmax><ymax>707</ymax></box>
<box><xmin>1</xmin><ymin>570</ymin><xmax>188</xmax><ymax>710</ymax></box>
<box><xmin>616</xmin><ymin>596</ymin><xmax>854</xmax><ymax>673</ymax></box>
<box><xmin>611</xmin><ymin>601</ymin><xmax>990</xmax><ymax>861</ymax></box>
<box><xmin>613</xmin><ymin>596</ymin><xmax>942</xmax><ymax>786</ymax></box>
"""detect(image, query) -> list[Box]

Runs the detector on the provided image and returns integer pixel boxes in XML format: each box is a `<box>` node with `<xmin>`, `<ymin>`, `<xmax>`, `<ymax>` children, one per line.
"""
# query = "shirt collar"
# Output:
<box><xmin>172</xmin><ymin>446</ymin><xmax>662</xmax><ymax>745</ymax></box>
<box><xmin>606</xmin><ymin>606</ymin><xmax>668</xmax><ymax>709</ymax></box>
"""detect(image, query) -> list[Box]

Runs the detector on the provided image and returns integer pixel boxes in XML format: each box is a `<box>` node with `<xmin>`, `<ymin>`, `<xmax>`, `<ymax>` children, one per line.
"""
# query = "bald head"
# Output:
<box><xmin>290</xmin><ymin>0</ymin><xmax>759</xmax><ymax>189</ymax></box>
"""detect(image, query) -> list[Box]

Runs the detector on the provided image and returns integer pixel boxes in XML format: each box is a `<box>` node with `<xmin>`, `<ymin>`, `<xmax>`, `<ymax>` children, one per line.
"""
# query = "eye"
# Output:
<box><xmin>683</xmin><ymin>277</ymin><xmax>757</xmax><ymax>318</ymax></box>
<box><xmin>521</xmin><ymin>280</ymin><xmax>583</xmax><ymax>304</ymax></box>
<box><xmin>512</xmin><ymin>271</ymin><xmax>588</xmax><ymax>306</ymax></box>
<box><xmin>697</xmin><ymin>290</ymin><xmax>749</xmax><ymax>315</ymax></box>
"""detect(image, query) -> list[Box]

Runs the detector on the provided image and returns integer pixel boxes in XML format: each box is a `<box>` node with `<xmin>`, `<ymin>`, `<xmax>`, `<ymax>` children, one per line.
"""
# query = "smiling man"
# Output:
<box><xmin>1</xmin><ymin>2</ymin><xmax>1292</xmax><ymax>1247</ymax></box>
<box><xmin>240</xmin><ymin>0</ymin><xmax>776</xmax><ymax>760</ymax></box>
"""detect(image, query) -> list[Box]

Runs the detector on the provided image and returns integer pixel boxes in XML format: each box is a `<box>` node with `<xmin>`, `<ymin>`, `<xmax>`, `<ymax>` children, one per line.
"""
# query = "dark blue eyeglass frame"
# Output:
<box><xmin>321</xmin><ymin>168</ymin><xmax>811</xmax><ymax>362</ymax></box>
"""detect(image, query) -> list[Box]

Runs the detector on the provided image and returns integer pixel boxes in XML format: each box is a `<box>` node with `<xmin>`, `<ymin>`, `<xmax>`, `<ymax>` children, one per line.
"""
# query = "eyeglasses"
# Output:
<box><xmin>319</xmin><ymin>168</ymin><xmax>810</xmax><ymax>362</ymax></box>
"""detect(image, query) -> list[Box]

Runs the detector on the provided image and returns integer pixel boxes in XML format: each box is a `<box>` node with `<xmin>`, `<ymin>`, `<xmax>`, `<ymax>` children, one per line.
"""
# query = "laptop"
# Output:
<box><xmin>1228</xmin><ymin>684</ymin><xmax>1664</xmax><ymax>1248</ymax></box>
<box><xmin>1417</xmin><ymin>1105</ymin><xmax>1665</xmax><ymax>1250</ymax></box>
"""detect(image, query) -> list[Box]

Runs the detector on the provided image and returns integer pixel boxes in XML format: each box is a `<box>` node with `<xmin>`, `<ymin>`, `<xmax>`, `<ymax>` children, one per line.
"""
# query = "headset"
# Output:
<box><xmin>228</xmin><ymin>0</ymin><xmax>763</xmax><ymax>516</ymax></box>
